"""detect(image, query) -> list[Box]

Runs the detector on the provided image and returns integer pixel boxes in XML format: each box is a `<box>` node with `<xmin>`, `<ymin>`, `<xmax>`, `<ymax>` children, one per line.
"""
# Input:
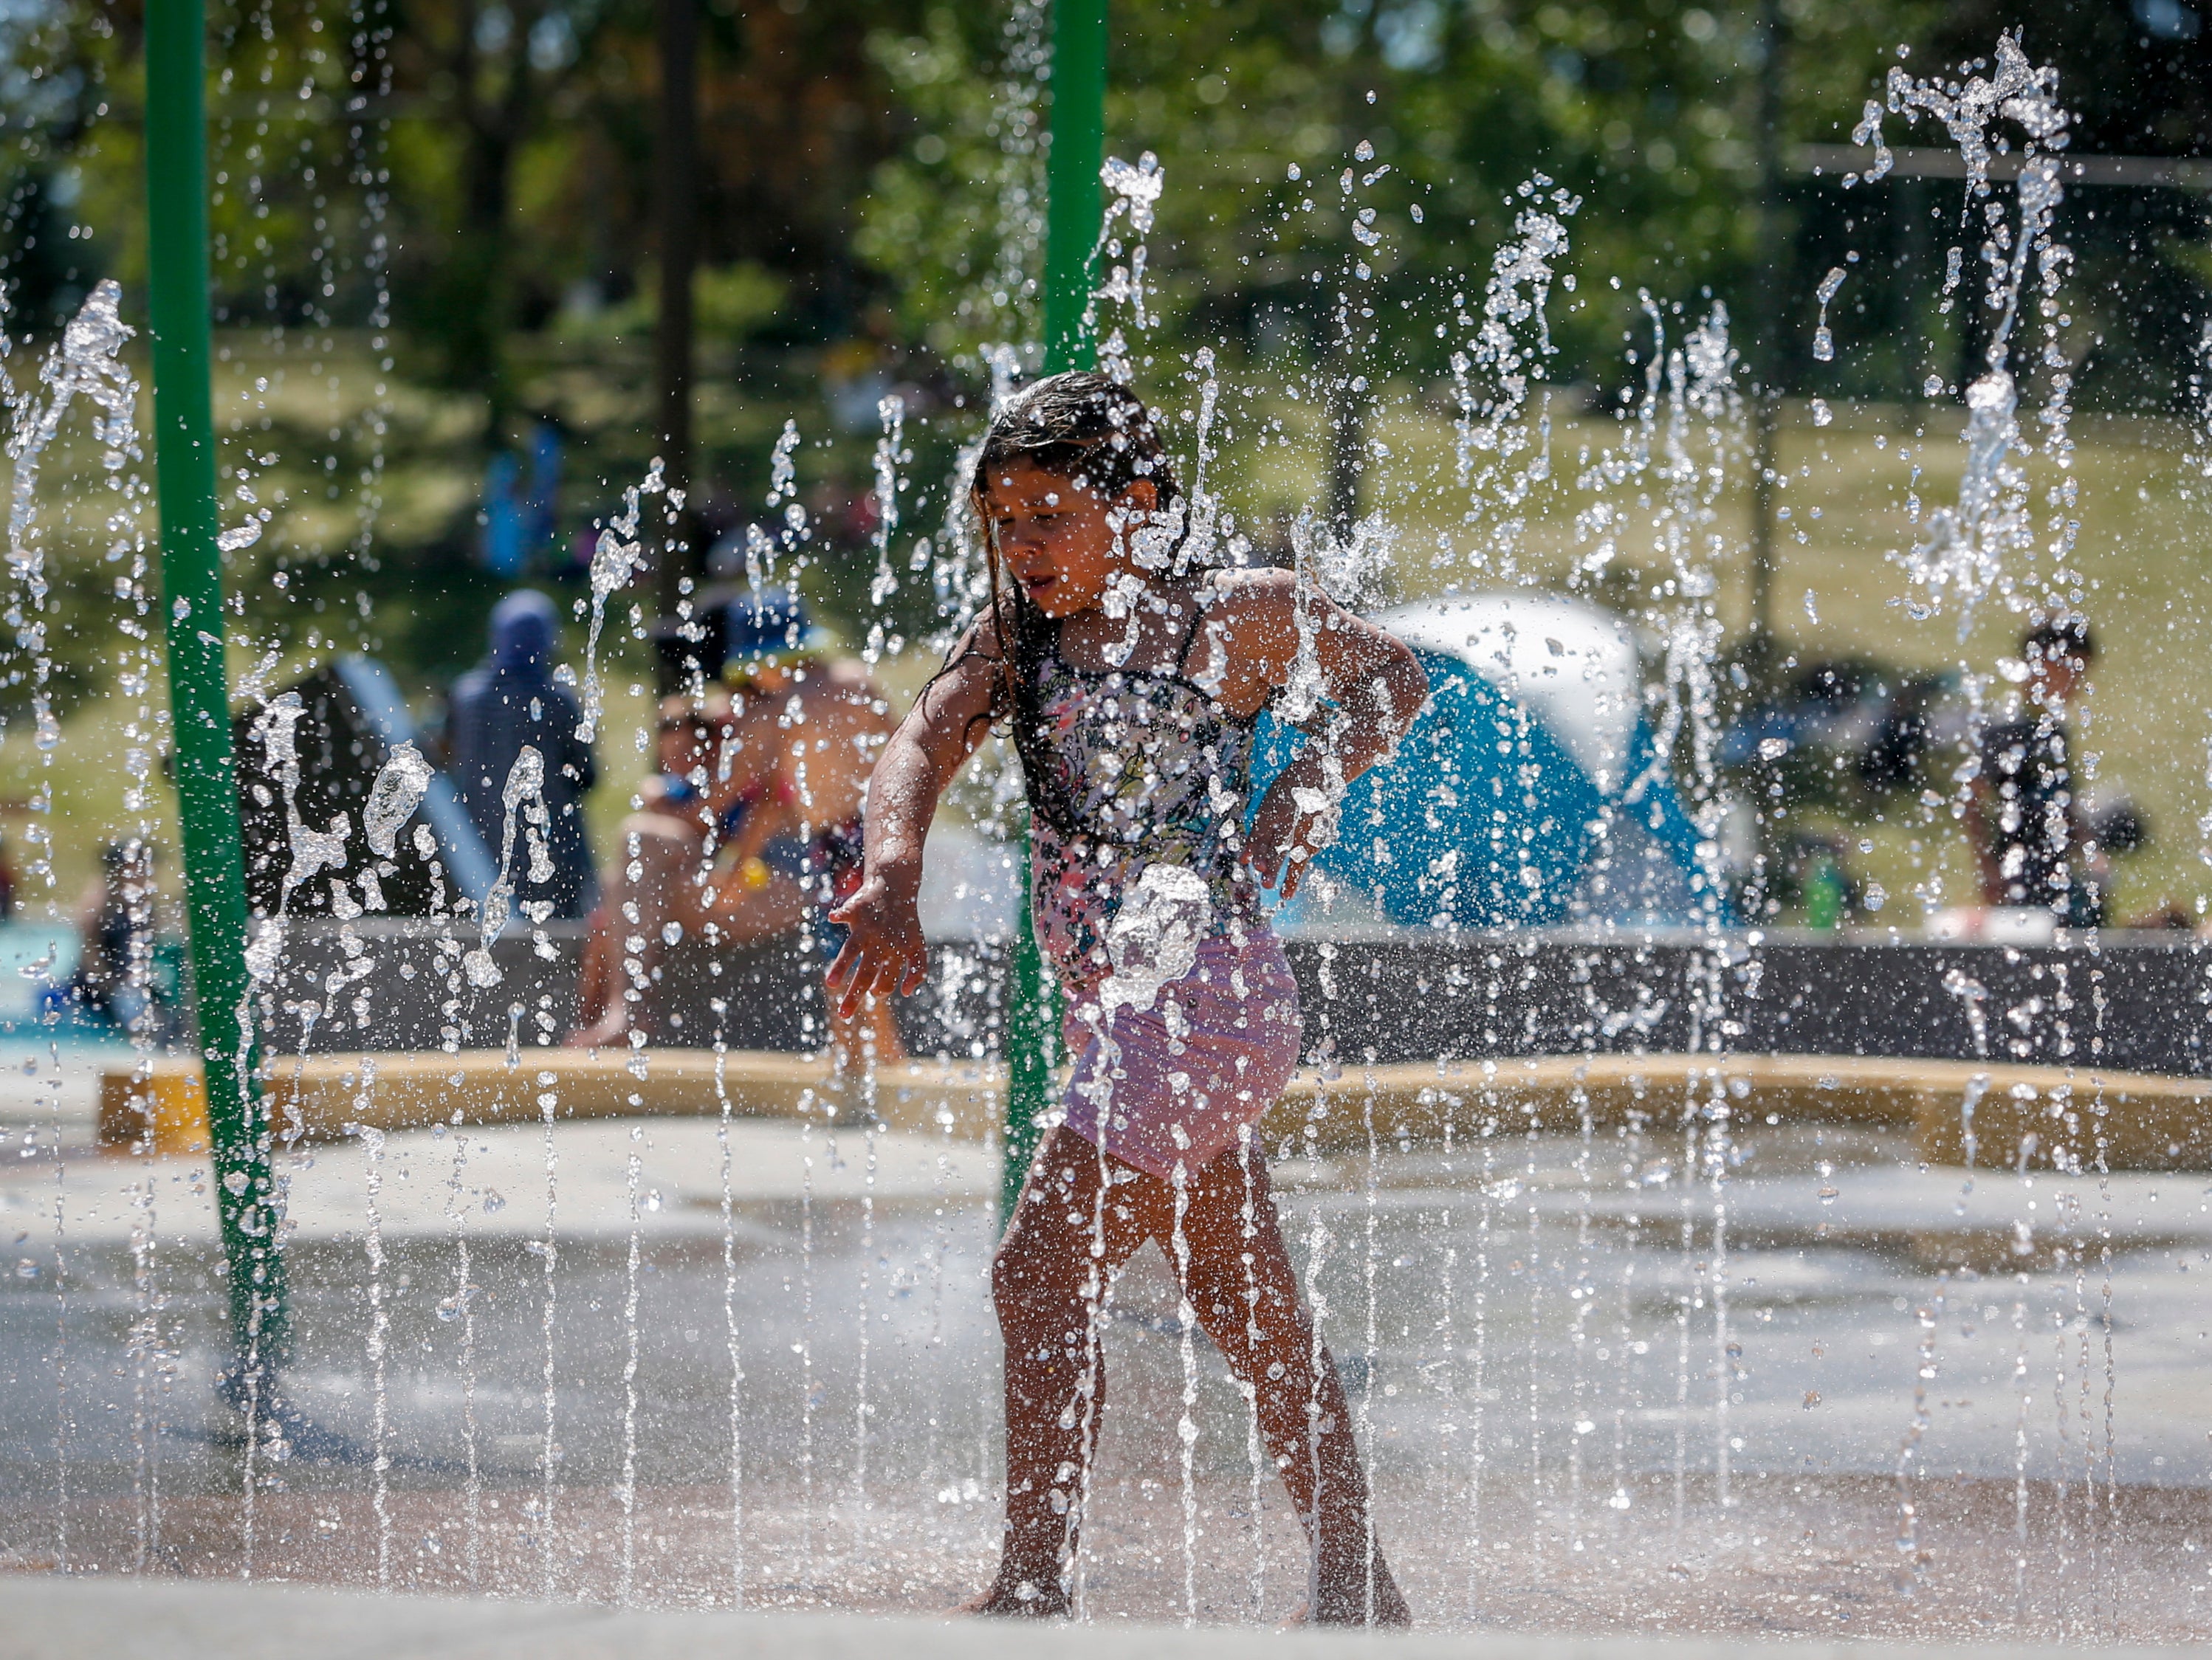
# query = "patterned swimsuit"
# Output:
<box><xmin>1015</xmin><ymin>585</ymin><xmax>1304</xmax><ymax>1180</ymax></box>
<box><xmin>1026</xmin><ymin>607</ymin><xmax>1266</xmax><ymax>989</ymax></box>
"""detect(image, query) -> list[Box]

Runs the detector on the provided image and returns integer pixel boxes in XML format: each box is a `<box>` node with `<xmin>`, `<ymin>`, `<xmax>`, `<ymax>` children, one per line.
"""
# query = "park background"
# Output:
<box><xmin>0</xmin><ymin>0</ymin><xmax>2207</xmax><ymax>926</ymax></box>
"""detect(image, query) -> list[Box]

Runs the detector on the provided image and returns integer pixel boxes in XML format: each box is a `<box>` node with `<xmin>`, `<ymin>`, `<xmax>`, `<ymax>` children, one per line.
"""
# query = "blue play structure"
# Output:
<box><xmin>1256</xmin><ymin>592</ymin><xmax>1714</xmax><ymax>932</ymax></box>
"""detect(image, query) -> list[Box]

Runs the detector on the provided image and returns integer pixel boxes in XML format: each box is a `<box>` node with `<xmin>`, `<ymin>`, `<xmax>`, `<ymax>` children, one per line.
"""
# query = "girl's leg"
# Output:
<box><xmin>1164</xmin><ymin>1140</ymin><xmax>1410</xmax><ymax>1626</ymax></box>
<box><xmin>976</xmin><ymin>1125</ymin><xmax>1146</xmax><ymax>1614</ymax></box>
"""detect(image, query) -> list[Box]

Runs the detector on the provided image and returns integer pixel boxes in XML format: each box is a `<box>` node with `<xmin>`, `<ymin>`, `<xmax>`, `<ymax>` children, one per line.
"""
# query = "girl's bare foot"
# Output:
<box><xmin>1309</xmin><ymin>1550</ymin><xmax>1412</xmax><ymax>1628</ymax></box>
<box><xmin>949</xmin><ymin>1572</ymin><xmax>1070</xmax><ymax>1619</ymax></box>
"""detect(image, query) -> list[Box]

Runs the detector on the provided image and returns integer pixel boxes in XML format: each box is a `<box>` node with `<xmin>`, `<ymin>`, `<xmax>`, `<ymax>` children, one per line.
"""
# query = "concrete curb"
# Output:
<box><xmin>93</xmin><ymin>1048</ymin><xmax>2212</xmax><ymax>1169</ymax></box>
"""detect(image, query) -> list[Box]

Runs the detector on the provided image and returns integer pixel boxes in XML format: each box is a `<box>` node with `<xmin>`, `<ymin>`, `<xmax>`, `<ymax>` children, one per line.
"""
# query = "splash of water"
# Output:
<box><xmin>865</xmin><ymin>394</ymin><xmax>908</xmax><ymax>664</ymax></box>
<box><xmin>1452</xmin><ymin>177</ymin><xmax>1579</xmax><ymax>583</ymax></box>
<box><xmin>576</xmin><ymin>464</ymin><xmax>660</xmax><ymax>744</ymax></box>
<box><xmin>348</xmin><ymin>1100</ymin><xmax>391</xmax><ymax>1591</ymax></box>
<box><xmin>1566</xmin><ymin>1087</ymin><xmax>1595</xmax><ymax>1554</ymax></box>
<box><xmin>363</xmin><ymin>742</ymin><xmax>433</xmax><ymax>859</ymax></box>
<box><xmin>715</xmin><ymin>1041</ymin><xmax>746</xmax><ymax>1606</ymax></box>
<box><xmin>983</xmin><ymin>0</ymin><xmax>1049</xmax><ymax>359</ymax></box>
<box><xmin>535</xmin><ymin>1067</ymin><xmax>562</xmax><ymax>1601</ymax></box>
<box><xmin>1095</xmin><ymin>152</ymin><xmax>1166</xmax><ymax>379</ymax></box>
<box><xmin>854</xmin><ymin>1113</ymin><xmax>880</xmax><ymax>1567</ymax></box>
<box><xmin>617</xmin><ymin>1123</ymin><xmax>645</xmax><ymax>1605</ymax></box>
<box><xmin>462</xmin><ymin>745</ymin><xmax>546</xmax><ymax>988</ymax></box>
<box><xmin>1236</xmin><ymin>1121</ymin><xmax>1268</xmax><ymax>1619</ymax></box>
<box><xmin>1893</xmin><ymin>1277</ymin><xmax>1949</xmax><ymax>1588</ymax></box>
<box><xmin>12</xmin><ymin>282</ymin><xmax>154</xmax><ymax>1577</ymax></box>
<box><xmin>13</xmin><ymin>282</ymin><xmax>139</xmax><ymax>888</ymax></box>
<box><xmin>1811</xmin><ymin>266</ymin><xmax>1848</xmax><ymax>363</ymax></box>
<box><xmin>1172</xmin><ymin>1144</ymin><xmax>1200</xmax><ymax>1626</ymax></box>
<box><xmin>11</xmin><ymin>280</ymin><xmax>135</xmax><ymax>598</ymax></box>
<box><xmin>1858</xmin><ymin>34</ymin><xmax>2075</xmax><ymax>636</ymax></box>
<box><xmin>1098</xmin><ymin>864</ymin><xmax>1210</xmax><ymax>1020</ymax></box>
<box><xmin>10</xmin><ymin>18</ymin><xmax>2192</xmax><ymax>1625</ymax></box>
<box><xmin>1609</xmin><ymin>1102</ymin><xmax>1645</xmax><ymax>1525</ymax></box>
<box><xmin>436</xmin><ymin>1124</ymin><xmax>483</xmax><ymax>1585</ymax></box>
<box><xmin>250</xmin><ymin>693</ymin><xmax>352</xmax><ymax>929</ymax></box>
<box><xmin>1099</xmin><ymin>153</ymin><xmax>1165</xmax><ymax>342</ymax></box>
<box><xmin>797</xmin><ymin>1086</ymin><xmax>819</xmax><ymax>1582</ymax></box>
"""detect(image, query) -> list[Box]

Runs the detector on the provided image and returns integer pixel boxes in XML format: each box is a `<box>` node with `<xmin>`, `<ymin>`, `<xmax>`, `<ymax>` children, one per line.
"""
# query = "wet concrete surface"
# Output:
<box><xmin>8</xmin><ymin>1568</ymin><xmax>2205</xmax><ymax>1660</ymax></box>
<box><xmin>3</xmin><ymin>1039</ymin><xmax>2210</xmax><ymax>1636</ymax></box>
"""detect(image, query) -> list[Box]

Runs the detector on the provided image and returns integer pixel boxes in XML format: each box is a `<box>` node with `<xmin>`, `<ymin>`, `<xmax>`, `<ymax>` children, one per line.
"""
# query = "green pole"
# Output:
<box><xmin>1040</xmin><ymin>0</ymin><xmax>1108</xmax><ymax>375</ymax></box>
<box><xmin>1000</xmin><ymin>0</ymin><xmax>1107</xmax><ymax>1226</ymax></box>
<box><xmin>144</xmin><ymin>0</ymin><xmax>285</xmax><ymax>1385</ymax></box>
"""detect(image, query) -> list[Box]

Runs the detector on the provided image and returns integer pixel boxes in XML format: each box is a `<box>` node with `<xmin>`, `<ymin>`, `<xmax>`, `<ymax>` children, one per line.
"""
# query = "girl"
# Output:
<box><xmin>827</xmin><ymin>372</ymin><xmax>1427</xmax><ymax>1624</ymax></box>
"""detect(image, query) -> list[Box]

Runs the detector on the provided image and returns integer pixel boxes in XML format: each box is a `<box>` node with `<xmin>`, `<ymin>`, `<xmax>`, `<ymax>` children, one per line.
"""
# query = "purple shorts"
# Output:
<box><xmin>1054</xmin><ymin>930</ymin><xmax>1302</xmax><ymax>1182</ymax></box>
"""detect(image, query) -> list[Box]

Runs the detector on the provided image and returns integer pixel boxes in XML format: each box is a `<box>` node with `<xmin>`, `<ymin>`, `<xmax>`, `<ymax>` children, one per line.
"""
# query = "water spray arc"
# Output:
<box><xmin>142</xmin><ymin>0</ymin><xmax>286</xmax><ymax>1394</ymax></box>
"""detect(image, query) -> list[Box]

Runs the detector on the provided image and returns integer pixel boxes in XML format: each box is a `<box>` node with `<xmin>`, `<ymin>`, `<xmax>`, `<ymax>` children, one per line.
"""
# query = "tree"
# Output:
<box><xmin>385</xmin><ymin>0</ymin><xmax>625</xmax><ymax>443</ymax></box>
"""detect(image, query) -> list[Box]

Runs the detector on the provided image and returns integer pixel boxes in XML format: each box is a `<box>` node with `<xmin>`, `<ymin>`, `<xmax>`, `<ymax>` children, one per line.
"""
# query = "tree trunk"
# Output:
<box><xmin>452</xmin><ymin>117</ymin><xmax>517</xmax><ymax>448</ymax></box>
<box><xmin>654</xmin><ymin>0</ymin><xmax>702</xmax><ymax>678</ymax></box>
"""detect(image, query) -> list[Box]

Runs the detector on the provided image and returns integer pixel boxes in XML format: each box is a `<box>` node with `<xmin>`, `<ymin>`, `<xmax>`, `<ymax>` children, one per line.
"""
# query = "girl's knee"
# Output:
<box><xmin>989</xmin><ymin>1238</ymin><xmax>1036</xmax><ymax>1310</ymax></box>
<box><xmin>991</xmin><ymin>1236</ymin><xmax>1086</xmax><ymax>1326</ymax></box>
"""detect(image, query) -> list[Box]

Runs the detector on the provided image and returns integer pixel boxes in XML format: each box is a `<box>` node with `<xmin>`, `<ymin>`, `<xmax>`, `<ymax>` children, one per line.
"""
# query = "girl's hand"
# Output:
<box><xmin>824</xmin><ymin>607</ymin><xmax>1005</xmax><ymax>1018</ymax></box>
<box><xmin>826</xmin><ymin>874</ymin><xmax>928</xmax><ymax>1016</ymax></box>
<box><xmin>1244</xmin><ymin>765</ymin><xmax>1341</xmax><ymax>900</ymax></box>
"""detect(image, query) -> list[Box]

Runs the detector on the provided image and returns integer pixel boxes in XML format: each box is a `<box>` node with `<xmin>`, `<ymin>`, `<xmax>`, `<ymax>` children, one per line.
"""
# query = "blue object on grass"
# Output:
<box><xmin>1253</xmin><ymin>591</ymin><xmax>1715</xmax><ymax>932</ymax></box>
<box><xmin>481</xmin><ymin>450</ymin><xmax>524</xmax><ymax>576</ymax></box>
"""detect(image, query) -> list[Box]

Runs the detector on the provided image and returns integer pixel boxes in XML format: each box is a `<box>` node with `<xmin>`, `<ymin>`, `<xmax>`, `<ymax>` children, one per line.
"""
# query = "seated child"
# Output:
<box><xmin>569</xmin><ymin>693</ymin><xmax>803</xmax><ymax>1047</ymax></box>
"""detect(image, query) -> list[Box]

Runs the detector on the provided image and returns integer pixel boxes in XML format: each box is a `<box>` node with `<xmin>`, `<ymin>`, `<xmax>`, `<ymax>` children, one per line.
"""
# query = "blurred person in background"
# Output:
<box><xmin>69</xmin><ymin>841</ymin><xmax>159</xmax><ymax>1033</ymax></box>
<box><xmin>1970</xmin><ymin>618</ymin><xmax>2142</xmax><ymax>929</ymax></box>
<box><xmin>568</xmin><ymin>692</ymin><xmax>806</xmax><ymax>1049</ymax></box>
<box><xmin>715</xmin><ymin>585</ymin><xmax>904</xmax><ymax>1069</ymax></box>
<box><xmin>444</xmin><ymin>589</ymin><xmax>598</xmax><ymax>918</ymax></box>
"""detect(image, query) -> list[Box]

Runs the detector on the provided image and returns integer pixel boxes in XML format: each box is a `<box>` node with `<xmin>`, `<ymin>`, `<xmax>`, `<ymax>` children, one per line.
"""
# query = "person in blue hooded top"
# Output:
<box><xmin>444</xmin><ymin>588</ymin><xmax>600</xmax><ymax>917</ymax></box>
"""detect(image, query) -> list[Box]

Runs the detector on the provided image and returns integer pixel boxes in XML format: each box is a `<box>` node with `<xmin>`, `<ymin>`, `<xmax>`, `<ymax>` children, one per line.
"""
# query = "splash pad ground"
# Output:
<box><xmin>7</xmin><ymin>1041</ymin><xmax>2212</xmax><ymax>1638</ymax></box>
<box><xmin>5</xmin><ymin>1578</ymin><xmax>2204</xmax><ymax>1660</ymax></box>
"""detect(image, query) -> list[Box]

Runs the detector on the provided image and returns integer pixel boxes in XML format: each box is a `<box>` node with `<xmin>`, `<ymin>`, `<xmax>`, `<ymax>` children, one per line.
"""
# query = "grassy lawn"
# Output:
<box><xmin>1</xmin><ymin>323</ymin><xmax>2204</xmax><ymax>935</ymax></box>
<box><xmin>1211</xmin><ymin>384</ymin><xmax>2209</xmax><ymax>928</ymax></box>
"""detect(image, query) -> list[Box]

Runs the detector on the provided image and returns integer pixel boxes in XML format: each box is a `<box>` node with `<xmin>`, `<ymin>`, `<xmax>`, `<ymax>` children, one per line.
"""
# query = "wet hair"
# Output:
<box><xmin>957</xmin><ymin>372</ymin><xmax>1184</xmax><ymax>838</ymax></box>
<box><xmin>969</xmin><ymin>370</ymin><xmax>1181</xmax><ymax>515</ymax></box>
<box><xmin>2023</xmin><ymin>616</ymin><xmax>2095</xmax><ymax>669</ymax></box>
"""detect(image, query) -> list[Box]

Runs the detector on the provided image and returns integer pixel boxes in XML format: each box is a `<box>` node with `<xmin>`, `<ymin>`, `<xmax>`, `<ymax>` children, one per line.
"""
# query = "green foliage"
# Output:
<box><xmin>556</xmin><ymin>261</ymin><xmax>789</xmax><ymax>346</ymax></box>
<box><xmin>853</xmin><ymin>6</ymin><xmax>1046</xmax><ymax>362</ymax></box>
<box><xmin>848</xmin><ymin>0</ymin><xmax>2210</xmax><ymax>420</ymax></box>
<box><xmin>854</xmin><ymin>0</ymin><xmax>1985</xmax><ymax>392</ymax></box>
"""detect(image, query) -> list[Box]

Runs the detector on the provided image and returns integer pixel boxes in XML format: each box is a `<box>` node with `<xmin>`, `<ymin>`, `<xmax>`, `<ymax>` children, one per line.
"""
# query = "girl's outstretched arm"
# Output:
<box><xmin>826</xmin><ymin>621</ymin><xmax>1004</xmax><ymax>1014</ymax></box>
<box><xmin>1198</xmin><ymin>570</ymin><xmax>1429</xmax><ymax>898</ymax></box>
